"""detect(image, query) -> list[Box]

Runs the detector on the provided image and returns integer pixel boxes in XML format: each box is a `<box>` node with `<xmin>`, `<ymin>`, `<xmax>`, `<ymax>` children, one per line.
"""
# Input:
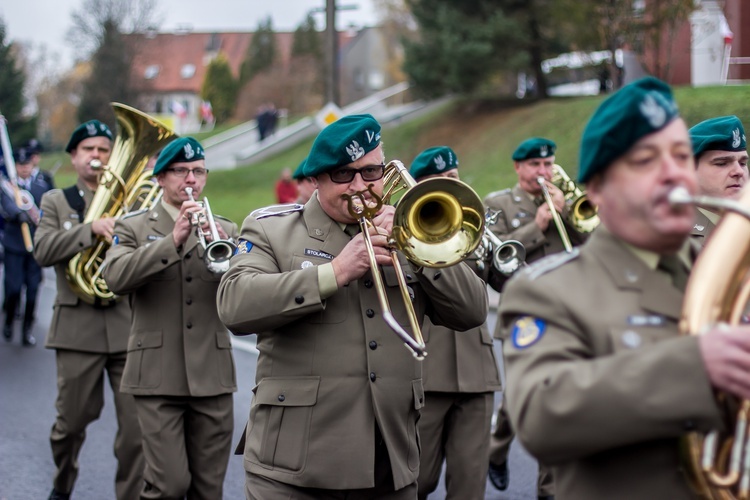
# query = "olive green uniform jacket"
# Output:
<box><xmin>34</xmin><ymin>181</ymin><xmax>131</xmax><ymax>352</ymax></box>
<box><xmin>217</xmin><ymin>194</ymin><xmax>488</xmax><ymax>491</ymax></box>
<box><xmin>690</xmin><ymin>209</ymin><xmax>716</xmax><ymax>248</ymax></box>
<box><xmin>498</xmin><ymin>228</ymin><xmax>723</xmax><ymax>500</ymax></box>
<box><xmin>102</xmin><ymin>203</ymin><xmax>238</xmax><ymax>396</ymax></box>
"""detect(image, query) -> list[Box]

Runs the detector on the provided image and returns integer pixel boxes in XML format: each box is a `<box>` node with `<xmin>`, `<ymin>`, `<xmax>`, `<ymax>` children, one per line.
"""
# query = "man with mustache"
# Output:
<box><xmin>498</xmin><ymin>77</ymin><xmax>750</xmax><ymax>499</ymax></box>
<box><xmin>689</xmin><ymin>115</ymin><xmax>748</xmax><ymax>246</ymax></box>
<box><xmin>217</xmin><ymin>114</ymin><xmax>488</xmax><ymax>499</ymax></box>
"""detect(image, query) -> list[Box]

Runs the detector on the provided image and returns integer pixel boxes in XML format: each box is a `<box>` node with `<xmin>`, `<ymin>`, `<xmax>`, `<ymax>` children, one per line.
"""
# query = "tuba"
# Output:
<box><xmin>343</xmin><ymin>160</ymin><xmax>484</xmax><ymax>358</ymax></box>
<box><xmin>550</xmin><ymin>164</ymin><xmax>600</xmax><ymax>234</ymax></box>
<box><xmin>670</xmin><ymin>186</ymin><xmax>750</xmax><ymax>499</ymax></box>
<box><xmin>65</xmin><ymin>103</ymin><xmax>177</xmax><ymax>306</ymax></box>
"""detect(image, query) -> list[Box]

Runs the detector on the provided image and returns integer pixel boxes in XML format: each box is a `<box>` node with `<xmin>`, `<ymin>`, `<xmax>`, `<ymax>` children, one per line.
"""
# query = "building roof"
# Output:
<box><xmin>126</xmin><ymin>31</ymin><xmax>295</xmax><ymax>94</ymax></box>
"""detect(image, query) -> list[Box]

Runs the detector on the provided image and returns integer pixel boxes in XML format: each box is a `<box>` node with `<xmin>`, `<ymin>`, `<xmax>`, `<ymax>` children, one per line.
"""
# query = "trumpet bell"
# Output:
<box><xmin>391</xmin><ymin>177</ymin><xmax>484</xmax><ymax>268</ymax></box>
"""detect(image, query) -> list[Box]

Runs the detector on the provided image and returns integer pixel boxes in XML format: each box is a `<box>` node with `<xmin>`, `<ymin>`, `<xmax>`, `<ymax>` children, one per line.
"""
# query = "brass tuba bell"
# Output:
<box><xmin>65</xmin><ymin>103</ymin><xmax>177</xmax><ymax>306</ymax></box>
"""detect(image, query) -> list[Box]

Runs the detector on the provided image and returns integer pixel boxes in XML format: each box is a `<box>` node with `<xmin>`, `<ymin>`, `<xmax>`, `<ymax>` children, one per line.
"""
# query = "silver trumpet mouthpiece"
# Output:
<box><xmin>90</xmin><ymin>160</ymin><xmax>102</xmax><ymax>169</ymax></box>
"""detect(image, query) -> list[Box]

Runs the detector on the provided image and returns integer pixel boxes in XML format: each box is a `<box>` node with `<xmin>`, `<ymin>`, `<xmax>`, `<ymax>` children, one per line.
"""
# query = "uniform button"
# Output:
<box><xmin>433</xmin><ymin>271</ymin><xmax>442</xmax><ymax>281</ymax></box>
<box><xmin>185</xmin><ymin>252</ymin><xmax>191</xmax><ymax>259</ymax></box>
<box><xmin>186</xmin><ymin>298</ymin><xmax>192</xmax><ymax>305</ymax></box>
<box><xmin>278</xmin><ymin>394</ymin><xmax>285</xmax><ymax>402</ymax></box>
<box><xmin>186</xmin><ymin>322</ymin><xmax>192</xmax><ymax>329</ymax></box>
<box><xmin>186</xmin><ymin>276</ymin><xmax>192</xmax><ymax>282</ymax></box>
<box><xmin>366</xmin><ymin>309</ymin><xmax>375</xmax><ymax>318</ymax></box>
<box><xmin>161</xmin><ymin>258</ymin><xmax>168</xmax><ymax>264</ymax></box>
<box><xmin>137</xmin><ymin>340</ymin><xmax>142</xmax><ymax>347</ymax></box>
<box><xmin>364</xmin><ymin>279</ymin><xmax>373</xmax><ymax>288</ymax></box>
<box><xmin>369</xmin><ymin>340</ymin><xmax>377</xmax><ymax>350</ymax></box>
<box><xmin>295</xmin><ymin>295</ymin><xmax>304</xmax><ymax>304</ymax></box>
<box><xmin>370</xmin><ymin>372</ymin><xmax>376</xmax><ymax>382</ymax></box>
<box><xmin>406</xmin><ymin>274</ymin><xmax>412</xmax><ymax>280</ymax></box>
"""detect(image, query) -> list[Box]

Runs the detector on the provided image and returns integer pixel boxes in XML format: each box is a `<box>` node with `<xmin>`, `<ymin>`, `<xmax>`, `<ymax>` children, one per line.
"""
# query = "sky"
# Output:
<box><xmin>1</xmin><ymin>0</ymin><xmax>379</xmax><ymax>70</ymax></box>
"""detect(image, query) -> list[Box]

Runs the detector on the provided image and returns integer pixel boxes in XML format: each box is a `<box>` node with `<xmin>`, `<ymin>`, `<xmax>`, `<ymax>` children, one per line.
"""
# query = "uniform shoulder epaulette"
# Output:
<box><xmin>250</xmin><ymin>203</ymin><xmax>304</xmax><ymax>220</ymax></box>
<box><xmin>519</xmin><ymin>248</ymin><xmax>580</xmax><ymax>281</ymax></box>
<box><xmin>484</xmin><ymin>188</ymin><xmax>511</xmax><ymax>200</ymax></box>
<box><xmin>213</xmin><ymin>214</ymin><xmax>233</xmax><ymax>223</ymax></box>
<box><xmin>121</xmin><ymin>208</ymin><xmax>149</xmax><ymax>220</ymax></box>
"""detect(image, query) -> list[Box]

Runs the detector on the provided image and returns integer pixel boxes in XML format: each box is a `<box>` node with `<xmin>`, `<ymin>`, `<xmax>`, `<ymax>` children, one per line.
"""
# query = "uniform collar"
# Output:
<box><xmin>511</xmin><ymin>183</ymin><xmax>538</xmax><ymax>210</ymax></box>
<box><xmin>160</xmin><ymin>198</ymin><xmax>179</xmax><ymax>221</ymax></box>
<box><xmin>302</xmin><ymin>192</ymin><xmax>352</xmax><ymax>255</ymax></box>
<box><xmin>697</xmin><ymin>207</ymin><xmax>720</xmax><ymax>226</ymax></box>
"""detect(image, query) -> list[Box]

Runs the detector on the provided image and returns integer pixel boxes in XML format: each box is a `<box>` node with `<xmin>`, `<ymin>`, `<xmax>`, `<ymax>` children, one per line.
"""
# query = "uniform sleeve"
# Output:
<box><xmin>416</xmin><ymin>261</ymin><xmax>488</xmax><ymax>332</ymax></box>
<box><xmin>33</xmin><ymin>191</ymin><xmax>95</xmax><ymax>267</ymax></box>
<box><xmin>0</xmin><ymin>189</ymin><xmax>21</xmax><ymax>220</ymax></box>
<box><xmin>103</xmin><ymin>218</ymin><xmax>181</xmax><ymax>295</ymax></box>
<box><xmin>217</xmin><ymin>215</ymin><xmax>325</xmax><ymax>335</ymax></box>
<box><xmin>499</xmin><ymin>275</ymin><xmax>723</xmax><ymax>465</ymax></box>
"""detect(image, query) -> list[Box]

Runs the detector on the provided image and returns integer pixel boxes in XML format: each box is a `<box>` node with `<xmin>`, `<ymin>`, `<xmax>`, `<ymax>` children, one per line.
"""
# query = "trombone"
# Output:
<box><xmin>537</xmin><ymin>176</ymin><xmax>574</xmax><ymax>253</ymax></box>
<box><xmin>342</xmin><ymin>160</ymin><xmax>485</xmax><ymax>359</ymax></box>
<box><xmin>185</xmin><ymin>187</ymin><xmax>236</xmax><ymax>274</ymax></box>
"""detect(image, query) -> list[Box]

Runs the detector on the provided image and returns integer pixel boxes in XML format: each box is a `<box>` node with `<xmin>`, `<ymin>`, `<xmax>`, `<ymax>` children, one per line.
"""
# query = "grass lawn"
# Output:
<box><xmin>39</xmin><ymin>84</ymin><xmax>750</xmax><ymax>226</ymax></box>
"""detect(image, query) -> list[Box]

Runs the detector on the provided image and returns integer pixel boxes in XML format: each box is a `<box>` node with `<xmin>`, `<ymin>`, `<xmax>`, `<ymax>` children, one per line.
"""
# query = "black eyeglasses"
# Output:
<box><xmin>328</xmin><ymin>164</ymin><xmax>385</xmax><ymax>184</ymax></box>
<box><xmin>165</xmin><ymin>167</ymin><xmax>209</xmax><ymax>178</ymax></box>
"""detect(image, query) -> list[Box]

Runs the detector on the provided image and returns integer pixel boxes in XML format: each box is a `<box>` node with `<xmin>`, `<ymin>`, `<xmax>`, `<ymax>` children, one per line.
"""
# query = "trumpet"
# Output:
<box><xmin>185</xmin><ymin>187</ymin><xmax>236</xmax><ymax>274</ymax></box>
<box><xmin>476</xmin><ymin>209</ymin><xmax>526</xmax><ymax>274</ymax></box>
<box><xmin>342</xmin><ymin>160</ymin><xmax>485</xmax><ymax>359</ymax></box>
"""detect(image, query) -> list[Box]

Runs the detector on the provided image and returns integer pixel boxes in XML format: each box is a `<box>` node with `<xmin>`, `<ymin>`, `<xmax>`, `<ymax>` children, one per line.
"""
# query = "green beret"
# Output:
<box><xmin>578</xmin><ymin>76</ymin><xmax>679</xmax><ymax>183</ymax></box>
<box><xmin>690</xmin><ymin>115</ymin><xmax>746</xmax><ymax>158</ymax></box>
<box><xmin>512</xmin><ymin>138</ymin><xmax>556</xmax><ymax>161</ymax></box>
<box><xmin>303</xmin><ymin>114</ymin><xmax>382</xmax><ymax>177</ymax></box>
<box><xmin>292</xmin><ymin>158</ymin><xmax>307</xmax><ymax>180</ymax></box>
<box><xmin>153</xmin><ymin>137</ymin><xmax>204</xmax><ymax>175</ymax></box>
<box><xmin>409</xmin><ymin>146</ymin><xmax>458</xmax><ymax>179</ymax></box>
<box><xmin>65</xmin><ymin>120</ymin><xmax>113</xmax><ymax>153</ymax></box>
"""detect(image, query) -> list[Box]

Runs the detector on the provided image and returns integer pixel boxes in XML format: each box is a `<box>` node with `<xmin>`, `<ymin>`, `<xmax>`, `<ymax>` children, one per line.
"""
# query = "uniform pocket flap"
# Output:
<box><xmin>216</xmin><ymin>330</ymin><xmax>232</xmax><ymax>349</ymax></box>
<box><xmin>254</xmin><ymin>376</ymin><xmax>321</xmax><ymax>407</ymax></box>
<box><xmin>127</xmin><ymin>330</ymin><xmax>163</xmax><ymax>351</ymax></box>
<box><xmin>412</xmin><ymin>379</ymin><xmax>425</xmax><ymax>410</ymax></box>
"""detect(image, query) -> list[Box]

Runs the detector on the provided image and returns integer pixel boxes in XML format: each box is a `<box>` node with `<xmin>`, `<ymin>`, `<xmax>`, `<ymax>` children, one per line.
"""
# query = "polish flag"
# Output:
<box><xmin>200</xmin><ymin>101</ymin><xmax>215</xmax><ymax>123</ymax></box>
<box><xmin>171</xmin><ymin>100</ymin><xmax>188</xmax><ymax>119</ymax></box>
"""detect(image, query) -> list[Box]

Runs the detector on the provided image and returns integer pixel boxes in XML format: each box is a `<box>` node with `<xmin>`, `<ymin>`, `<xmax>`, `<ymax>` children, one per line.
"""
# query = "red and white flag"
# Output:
<box><xmin>171</xmin><ymin>100</ymin><xmax>188</xmax><ymax>119</ymax></box>
<box><xmin>200</xmin><ymin>101</ymin><xmax>215</xmax><ymax>123</ymax></box>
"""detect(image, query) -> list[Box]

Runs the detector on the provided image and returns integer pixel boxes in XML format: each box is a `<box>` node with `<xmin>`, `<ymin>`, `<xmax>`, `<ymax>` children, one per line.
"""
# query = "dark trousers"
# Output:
<box><xmin>3</xmin><ymin>250</ymin><xmax>42</xmax><ymax>328</ymax></box>
<box><xmin>50</xmin><ymin>350</ymin><xmax>144</xmax><ymax>499</ymax></box>
<box><xmin>135</xmin><ymin>394</ymin><xmax>233</xmax><ymax>500</ymax></box>
<box><xmin>489</xmin><ymin>393</ymin><xmax>554</xmax><ymax>496</ymax></box>
<box><xmin>417</xmin><ymin>392</ymin><xmax>494</xmax><ymax>500</ymax></box>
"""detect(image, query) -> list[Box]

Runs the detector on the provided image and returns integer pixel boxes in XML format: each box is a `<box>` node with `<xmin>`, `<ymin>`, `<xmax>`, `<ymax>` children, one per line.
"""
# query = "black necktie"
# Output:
<box><xmin>344</xmin><ymin>223</ymin><xmax>360</xmax><ymax>238</ymax></box>
<box><xmin>658</xmin><ymin>254</ymin><xmax>689</xmax><ymax>291</ymax></box>
<box><xmin>533</xmin><ymin>196</ymin><xmax>544</xmax><ymax>207</ymax></box>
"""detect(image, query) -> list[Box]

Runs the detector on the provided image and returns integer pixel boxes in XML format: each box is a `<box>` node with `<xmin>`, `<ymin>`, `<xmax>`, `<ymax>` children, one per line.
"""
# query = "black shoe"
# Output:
<box><xmin>3</xmin><ymin>324</ymin><xmax>12</xmax><ymax>341</ymax></box>
<box><xmin>48</xmin><ymin>490</ymin><xmax>70</xmax><ymax>500</ymax></box>
<box><xmin>488</xmin><ymin>460</ymin><xmax>509</xmax><ymax>491</ymax></box>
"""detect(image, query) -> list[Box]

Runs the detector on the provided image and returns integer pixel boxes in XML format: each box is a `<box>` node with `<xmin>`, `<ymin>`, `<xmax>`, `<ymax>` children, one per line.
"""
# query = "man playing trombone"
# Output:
<box><xmin>103</xmin><ymin>137</ymin><xmax>238</xmax><ymax>499</ymax></box>
<box><xmin>1</xmin><ymin>146</ymin><xmax>53</xmax><ymax>345</ymax></box>
<box><xmin>217</xmin><ymin>114</ymin><xmax>488</xmax><ymax>499</ymax></box>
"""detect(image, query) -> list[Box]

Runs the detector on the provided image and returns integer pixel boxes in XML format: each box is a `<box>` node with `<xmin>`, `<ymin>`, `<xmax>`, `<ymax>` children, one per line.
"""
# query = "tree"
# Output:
<box><xmin>77</xmin><ymin>19</ymin><xmax>135</xmax><ymax>127</ymax></box>
<box><xmin>403</xmin><ymin>0</ymin><xmax>523</xmax><ymax>98</ymax></box>
<box><xmin>292</xmin><ymin>13</ymin><xmax>322</xmax><ymax>59</ymax></box>
<box><xmin>201</xmin><ymin>54</ymin><xmax>238</xmax><ymax>123</ymax></box>
<box><xmin>0</xmin><ymin>18</ymin><xmax>37</xmax><ymax>147</ymax></box>
<box><xmin>240</xmin><ymin>17</ymin><xmax>277</xmax><ymax>84</ymax></box>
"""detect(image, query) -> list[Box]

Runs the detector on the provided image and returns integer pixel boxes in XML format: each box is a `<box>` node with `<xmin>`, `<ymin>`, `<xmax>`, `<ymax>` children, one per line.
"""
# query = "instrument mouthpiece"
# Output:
<box><xmin>90</xmin><ymin>160</ymin><xmax>102</xmax><ymax>169</ymax></box>
<box><xmin>668</xmin><ymin>187</ymin><xmax>693</xmax><ymax>206</ymax></box>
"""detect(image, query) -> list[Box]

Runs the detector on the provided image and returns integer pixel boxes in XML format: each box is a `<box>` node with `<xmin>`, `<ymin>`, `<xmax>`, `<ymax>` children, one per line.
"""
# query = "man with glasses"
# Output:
<box><xmin>217</xmin><ymin>114</ymin><xmax>488</xmax><ymax>499</ymax></box>
<box><xmin>34</xmin><ymin>120</ymin><xmax>143</xmax><ymax>500</ymax></box>
<box><xmin>103</xmin><ymin>137</ymin><xmax>238</xmax><ymax>499</ymax></box>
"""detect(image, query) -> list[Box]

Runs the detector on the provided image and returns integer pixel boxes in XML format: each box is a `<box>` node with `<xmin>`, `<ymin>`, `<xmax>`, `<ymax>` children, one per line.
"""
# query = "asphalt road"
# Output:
<box><xmin>0</xmin><ymin>268</ymin><xmax>538</xmax><ymax>500</ymax></box>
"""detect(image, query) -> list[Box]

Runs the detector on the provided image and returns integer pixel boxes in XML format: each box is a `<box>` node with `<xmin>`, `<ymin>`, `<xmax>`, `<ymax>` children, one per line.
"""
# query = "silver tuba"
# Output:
<box><xmin>185</xmin><ymin>187</ymin><xmax>236</xmax><ymax>274</ymax></box>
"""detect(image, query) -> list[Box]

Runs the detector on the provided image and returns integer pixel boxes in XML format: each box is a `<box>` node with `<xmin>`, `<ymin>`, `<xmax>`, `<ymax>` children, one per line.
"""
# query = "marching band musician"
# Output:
<box><xmin>408</xmin><ymin>146</ymin><xmax>502</xmax><ymax>500</ymax></box>
<box><xmin>217</xmin><ymin>114</ymin><xmax>488</xmax><ymax>499</ymax></box>
<box><xmin>486</xmin><ymin>137</ymin><xmax>589</xmax><ymax>499</ymax></box>
<box><xmin>1</xmin><ymin>146</ymin><xmax>53</xmax><ymax>345</ymax></box>
<box><xmin>103</xmin><ymin>137</ymin><xmax>238</xmax><ymax>499</ymax></box>
<box><xmin>34</xmin><ymin>120</ymin><xmax>143</xmax><ymax>500</ymax></box>
<box><xmin>498</xmin><ymin>77</ymin><xmax>745</xmax><ymax>499</ymax></box>
<box><xmin>688</xmin><ymin>115</ymin><xmax>748</xmax><ymax>245</ymax></box>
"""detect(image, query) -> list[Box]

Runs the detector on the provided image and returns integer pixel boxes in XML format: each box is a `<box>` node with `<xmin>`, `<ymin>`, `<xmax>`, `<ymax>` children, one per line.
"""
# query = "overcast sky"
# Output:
<box><xmin>1</xmin><ymin>0</ymin><xmax>379</xmax><ymax>70</ymax></box>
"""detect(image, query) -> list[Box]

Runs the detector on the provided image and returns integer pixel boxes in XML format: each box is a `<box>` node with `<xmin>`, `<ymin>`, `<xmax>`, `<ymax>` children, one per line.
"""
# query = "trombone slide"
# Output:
<box><xmin>537</xmin><ymin>176</ymin><xmax>573</xmax><ymax>253</ymax></box>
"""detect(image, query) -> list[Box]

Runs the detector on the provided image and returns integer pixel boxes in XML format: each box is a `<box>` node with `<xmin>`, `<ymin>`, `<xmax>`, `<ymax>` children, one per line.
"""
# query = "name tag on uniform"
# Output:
<box><xmin>147</xmin><ymin>235</ymin><xmax>163</xmax><ymax>241</ymax></box>
<box><xmin>305</xmin><ymin>249</ymin><xmax>334</xmax><ymax>260</ymax></box>
<box><xmin>627</xmin><ymin>315</ymin><xmax>666</xmax><ymax>326</ymax></box>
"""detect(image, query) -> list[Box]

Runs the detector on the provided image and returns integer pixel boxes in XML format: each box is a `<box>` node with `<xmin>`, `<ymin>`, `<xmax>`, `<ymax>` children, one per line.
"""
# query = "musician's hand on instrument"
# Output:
<box><xmin>332</xmin><ymin>231</ymin><xmax>391</xmax><ymax>287</ymax></box>
<box><xmin>535</xmin><ymin>204</ymin><xmax>552</xmax><ymax>232</ymax></box>
<box><xmin>546</xmin><ymin>182</ymin><xmax>566</xmax><ymax>212</ymax></box>
<box><xmin>174</xmin><ymin>200</ymin><xmax>201</xmax><ymax>247</ymax></box>
<box><xmin>699</xmin><ymin>326</ymin><xmax>750</xmax><ymax>400</ymax></box>
<box><xmin>372</xmin><ymin>205</ymin><xmax>395</xmax><ymax>235</ymax></box>
<box><xmin>92</xmin><ymin>217</ymin><xmax>116</xmax><ymax>242</ymax></box>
